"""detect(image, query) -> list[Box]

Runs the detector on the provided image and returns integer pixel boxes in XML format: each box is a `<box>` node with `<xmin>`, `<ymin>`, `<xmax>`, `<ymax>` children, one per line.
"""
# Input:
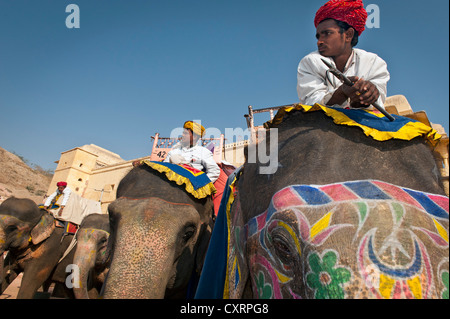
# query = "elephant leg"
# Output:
<box><xmin>51</xmin><ymin>282</ymin><xmax>75</xmax><ymax>299</ymax></box>
<box><xmin>1</xmin><ymin>253</ymin><xmax>20</xmax><ymax>294</ymax></box>
<box><xmin>17</xmin><ymin>232</ymin><xmax>72</xmax><ymax>299</ymax></box>
<box><xmin>43</xmin><ymin>280</ymin><xmax>52</xmax><ymax>292</ymax></box>
<box><xmin>17</xmin><ymin>247</ymin><xmax>62</xmax><ymax>299</ymax></box>
<box><xmin>87</xmin><ymin>286</ymin><xmax>100</xmax><ymax>299</ymax></box>
<box><xmin>1</xmin><ymin>272</ymin><xmax>17</xmax><ymax>294</ymax></box>
<box><xmin>1</xmin><ymin>268</ymin><xmax>19</xmax><ymax>294</ymax></box>
<box><xmin>17</xmin><ymin>261</ymin><xmax>58</xmax><ymax>298</ymax></box>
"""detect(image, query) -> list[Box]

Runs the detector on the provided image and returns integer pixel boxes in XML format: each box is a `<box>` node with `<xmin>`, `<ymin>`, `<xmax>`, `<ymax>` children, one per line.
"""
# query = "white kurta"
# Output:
<box><xmin>164</xmin><ymin>144</ymin><xmax>221</xmax><ymax>183</ymax></box>
<box><xmin>49</xmin><ymin>192</ymin><xmax>101</xmax><ymax>225</ymax></box>
<box><xmin>297</xmin><ymin>48</ymin><xmax>390</xmax><ymax>109</ymax></box>
<box><xmin>44</xmin><ymin>187</ymin><xmax>72</xmax><ymax>207</ymax></box>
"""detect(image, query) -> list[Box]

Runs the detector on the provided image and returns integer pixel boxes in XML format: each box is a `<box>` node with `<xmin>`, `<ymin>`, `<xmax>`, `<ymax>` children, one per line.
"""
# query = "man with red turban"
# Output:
<box><xmin>297</xmin><ymin>0</ymin><xmax>390</xmax><ymax>109</ymax></box>
<box><xmin>44</xmin><ymin>181</ymin><xmax>72</xmax><ymax>216</ymax></box>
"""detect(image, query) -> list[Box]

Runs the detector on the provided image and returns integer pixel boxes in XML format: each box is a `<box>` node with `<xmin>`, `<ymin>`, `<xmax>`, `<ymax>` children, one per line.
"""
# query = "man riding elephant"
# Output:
<box><xmin>164</xmin><ymin>120</ymin><xmax>225</xmax><ymax>215</ymax></box>
<box><xmin>297</xmin><ymin>0</ymin><xmax>390</xmax><ymax>110</ymax></box>
<box><xmin>44</xmin><ymin>181</ymin><xmax>72</xmax><ymax>218</ymax></box>
<box><xmin>164</xmin><ymin>121</ymin><xmax>221</xmax><ymax>183</ymax></box>
<box><xmin>44</xmin><ymin>181</ymin><xmax>101</xmax><ymax>238</ymax></box>
<box><xmin>195</xmin><ymin>0</ymin><xmax>447</xmax><ymax>296</ymax></box>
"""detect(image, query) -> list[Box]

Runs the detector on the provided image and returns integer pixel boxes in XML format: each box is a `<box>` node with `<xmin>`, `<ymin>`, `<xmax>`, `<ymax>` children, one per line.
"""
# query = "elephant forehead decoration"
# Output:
<box><xmin>226</xmin><ymin>180</ymin><xmax>449</xmax><ymax>299</ymax></box>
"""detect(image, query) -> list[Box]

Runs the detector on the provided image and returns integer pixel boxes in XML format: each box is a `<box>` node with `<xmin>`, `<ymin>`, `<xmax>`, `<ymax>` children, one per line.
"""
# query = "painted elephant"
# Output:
<box><xmin>101</xmin><ymin>162</ymin><xmax>214</xmax><ymax>298</ymax></box>
<box><xmin>211</xmin><ymin>109</ymin><xmax>448</xmax><ymax>299</ymax></box>
<box><xmin>72</xmin><ymin>213</ymin><xmax>110</xmax><ymax>299</ymax></box>
<box><xmin>0</xmin><ymin>197</ymin><xmax>76</xmax><ymax>298</ymax></box>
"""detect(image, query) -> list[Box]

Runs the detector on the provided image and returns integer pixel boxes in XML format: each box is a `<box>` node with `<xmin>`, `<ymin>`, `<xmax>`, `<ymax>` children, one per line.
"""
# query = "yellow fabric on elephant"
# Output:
<box><xmin>141</xmin><ymin>160</ymin><xmax>216</xmax><ymax>199</ymax></box>
<box><xmin>265</xmin><ymin>103</ymin><xmax>441</xmax><ymax>146</ymax></box>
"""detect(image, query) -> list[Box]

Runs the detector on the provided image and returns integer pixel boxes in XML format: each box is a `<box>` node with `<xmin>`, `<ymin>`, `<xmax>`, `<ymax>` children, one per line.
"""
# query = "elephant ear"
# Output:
<box><xmin>31</xmin><ymin>212</ymin><xmax>55</xmax><ymax>245</ymax></box>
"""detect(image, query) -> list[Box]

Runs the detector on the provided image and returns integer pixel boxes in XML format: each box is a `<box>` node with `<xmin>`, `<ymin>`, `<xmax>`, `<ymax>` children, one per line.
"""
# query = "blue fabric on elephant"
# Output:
<box><xmin>266</xmin><ymin>104</ymin><xmax>441</xmax><ymax>146</ymax></box>
<box><xmin>141</xmin><ymin>160</ymin><xmax>216</xmax><ymax>199</ymax></box>
<box><xmin>195</xmin><ymin>167</ymin><xmax>241</xmax><ymax>299</ymax></box>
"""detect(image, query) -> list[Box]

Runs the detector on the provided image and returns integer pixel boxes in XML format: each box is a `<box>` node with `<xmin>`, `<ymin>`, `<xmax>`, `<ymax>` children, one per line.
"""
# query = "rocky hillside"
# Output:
<box><xmin>0</xmin><ymin>146</ymin><xmax>53</xmax><ymax>204</ymax></box>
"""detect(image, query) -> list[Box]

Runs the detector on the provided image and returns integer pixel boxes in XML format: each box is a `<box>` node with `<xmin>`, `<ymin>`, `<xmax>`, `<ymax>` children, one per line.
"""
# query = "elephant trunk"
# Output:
<box><xmin>103</xmin><ymin>203</ymin><xmax>177</xmax><ymax>299</ymax></box>
<box><xmin>72</xmin><ymin>237</ymin><xmax>97</xmax><ymax>299</ymax></box>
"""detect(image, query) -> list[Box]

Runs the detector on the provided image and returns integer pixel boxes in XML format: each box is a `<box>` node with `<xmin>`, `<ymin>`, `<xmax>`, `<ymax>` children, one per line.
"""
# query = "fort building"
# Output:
<box><xmin>46</xmin><ymin>140</ymin><xmax>247</xmax><ymax>214</ymax></box>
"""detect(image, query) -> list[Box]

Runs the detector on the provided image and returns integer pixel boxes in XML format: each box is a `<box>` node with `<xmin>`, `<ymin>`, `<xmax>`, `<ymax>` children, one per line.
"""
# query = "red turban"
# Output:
<box><xmin>314</xmin><ymin>0</ymin><xmax>368</xmax><ymax>36</ymax></box>
<box><xmin>57</xmin><ymin>181</ymin><xmax>67</xmax><ymax>187</ymax></box>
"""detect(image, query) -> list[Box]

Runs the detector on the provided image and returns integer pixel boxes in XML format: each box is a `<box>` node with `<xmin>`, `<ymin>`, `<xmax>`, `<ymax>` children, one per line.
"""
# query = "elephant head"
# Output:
<box><xmin>72</xmin><ymin>213</ymin><xmax>110</xmax><ymax>299</ymax></box>
<box><xmin>102</xmin><ymin>165</ymin><xmax>213</xmax><ymax>299</ymax></box>
<box><xmin>0</xmin><ymin>197</ymin><xmax>55</xmax><ymax>291</ymax></box>
<box><xmin>227</xmin><ymin>181</ymin><xmax>449</xmax><ymax>299</ymax></box>
<box><xmin>199</xmin><ymin>109</ymin><xmax>448</xmax><ymax>299</ymax></box>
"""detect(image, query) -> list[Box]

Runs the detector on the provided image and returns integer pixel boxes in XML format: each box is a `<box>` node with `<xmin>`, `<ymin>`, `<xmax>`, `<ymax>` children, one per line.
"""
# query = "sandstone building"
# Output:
<box><xmin>46</xmin><ymin>141</ymin><xmax>247</xmax><ymax>214</ymax></box>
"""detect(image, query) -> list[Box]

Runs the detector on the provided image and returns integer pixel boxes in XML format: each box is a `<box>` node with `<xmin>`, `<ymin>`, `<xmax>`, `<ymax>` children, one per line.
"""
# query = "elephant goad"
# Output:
<box><xmin>102</xmin><ymin>161</ymin><xmax>215</xmax><ymax>299</ymax></box>
<box><xmin>196</xmin><ymin>106</ymin><xmax>448</xmax><ymax>299</ymax></box>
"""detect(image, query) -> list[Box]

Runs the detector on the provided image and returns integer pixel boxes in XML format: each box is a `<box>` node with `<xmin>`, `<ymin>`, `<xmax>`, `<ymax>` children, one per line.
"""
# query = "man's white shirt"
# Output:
<box><xmin>164</xmin><ymin>144</ymin><xmax>221</xmax><ymax>183</ymax></box>
<box><xmin>297</xmin><ymin>48</ymin><xmax>390</xmax><ymax>109</ymax></box>
<box><xmin>44</xmin><ymin>187</ymin><xmax>72</xmax><ymax>207</ymax></box>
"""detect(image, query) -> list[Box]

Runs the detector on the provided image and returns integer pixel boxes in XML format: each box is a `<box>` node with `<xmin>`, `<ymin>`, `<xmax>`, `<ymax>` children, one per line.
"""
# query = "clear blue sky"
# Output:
<box><xmin>1</xmin><ymin>0</ymin><xmax>448</xmax><ymax>171</ymax></box>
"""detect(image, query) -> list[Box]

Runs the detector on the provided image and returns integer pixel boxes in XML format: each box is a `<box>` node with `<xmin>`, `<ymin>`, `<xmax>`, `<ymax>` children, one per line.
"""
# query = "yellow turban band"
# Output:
<box><xmin>183</xmin><ymin>121</ymin><xmax>205</xmax><ymax>137</ymax></box>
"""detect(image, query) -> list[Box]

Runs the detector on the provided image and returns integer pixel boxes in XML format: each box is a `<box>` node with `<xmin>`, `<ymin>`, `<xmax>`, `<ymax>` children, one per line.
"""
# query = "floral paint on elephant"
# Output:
<box><xmin>226</xmin><ymin>180</ymin><xmax>449</xmax><ymax>299</ymax></box>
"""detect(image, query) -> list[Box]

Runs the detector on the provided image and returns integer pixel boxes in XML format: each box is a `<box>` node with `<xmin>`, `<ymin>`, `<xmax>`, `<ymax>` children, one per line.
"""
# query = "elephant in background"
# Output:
<box><xmin>0</xmin><ymin>197</ymin><xmax>109</xmax><ymax>298</ymax></box>
<box><xmin>72</xmin><ymin>213</ymin><xmax>110</xmax><ymax>299</ymax></box>
<box><xmin>214</xmin><ymin>110</ymin><xmax>448</xmax><ymax>299</ymax></box>
<box><xmin>0</xmin><ymin>197</ymin><xmax>76</xmax><ymax>298</ymax></box>
<box><xmin>102</xmin><ymin>163</ymin><xmax>214</xmax><ymax>298</ymax></box>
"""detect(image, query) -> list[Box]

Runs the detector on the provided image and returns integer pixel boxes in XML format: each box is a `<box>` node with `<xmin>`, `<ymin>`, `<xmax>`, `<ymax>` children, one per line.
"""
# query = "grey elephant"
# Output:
<box><xmin>197</xmin><ymin>107</ymin><xmax>448</xmax><ymax>299</ymax></box>
<box><xmin>0</xmin><ymin>197</ymin><xmax>109</xmax><ymax>298</ymax></box>
<box><xmin>72</xmin><ymin>213</ymin><xmax>110</xmax><ymax>299</ymax></box>
<box><xmin>0</xmin><ymin>197</ymin><xmax>77</xmax><ymax>298</ymax></box>
<box><xmin>101</xmin><ymin>161</ymin><xmax>215</xmax><ymax>298</ymax></box>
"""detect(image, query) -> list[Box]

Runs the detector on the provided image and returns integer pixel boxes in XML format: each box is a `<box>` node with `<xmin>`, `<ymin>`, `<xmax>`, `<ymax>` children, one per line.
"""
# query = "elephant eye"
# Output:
<box><xmin>272</xmin><ymin>235</ymin><xmax>294</xmax><ymax>264</ymax></box>
<box><xmin>182</xmin><ymin>225</ymin><xmax>196</xmax><ymax>243</ymax></box>
<box><xmin>98</xmin><ymin>237</ymin><xmax>108</xmax><ymax>246</ymax></box>
<box><xmin>5</xmin><ymin>225</ymin><xmax>17</xmax><ymax>234</ymax></box>
<box><xmin>273</xmin><ymin>237</ymin><xmax>291</xmax><ymax>256</ymax></box>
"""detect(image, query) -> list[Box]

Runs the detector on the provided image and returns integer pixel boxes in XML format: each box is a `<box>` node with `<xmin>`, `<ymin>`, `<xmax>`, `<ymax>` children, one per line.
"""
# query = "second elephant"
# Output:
<box><xmin>72</xmin><ymin>213</ymin><xmax>110</xmax><ymax>299</ymax></box>
<box><xmin>102</xmin><ymin>163</ymin><xmax>214</xmax><ymax>298</ymax></box>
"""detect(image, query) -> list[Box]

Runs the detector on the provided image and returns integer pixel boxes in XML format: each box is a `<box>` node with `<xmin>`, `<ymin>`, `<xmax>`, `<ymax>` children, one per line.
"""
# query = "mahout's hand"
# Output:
<box><xmin>344</xmin><ymin>77</ymin><xmax>380</xmax><ymax>107</ymax></box>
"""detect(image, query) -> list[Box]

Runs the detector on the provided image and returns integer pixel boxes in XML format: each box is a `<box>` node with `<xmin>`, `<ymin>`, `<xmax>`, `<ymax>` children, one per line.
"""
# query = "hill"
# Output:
<box><xmin>0</xmin><ymin>146</ymin><xmax>53</xmax><ymax>204</ymax></box>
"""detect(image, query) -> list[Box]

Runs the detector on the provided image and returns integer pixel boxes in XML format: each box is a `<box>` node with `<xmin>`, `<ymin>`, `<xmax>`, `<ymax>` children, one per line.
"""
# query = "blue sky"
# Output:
<box><xmin>0</xmin><ymin>0</ymin><xmax>448</xmax><ymax>171</ymax></box>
